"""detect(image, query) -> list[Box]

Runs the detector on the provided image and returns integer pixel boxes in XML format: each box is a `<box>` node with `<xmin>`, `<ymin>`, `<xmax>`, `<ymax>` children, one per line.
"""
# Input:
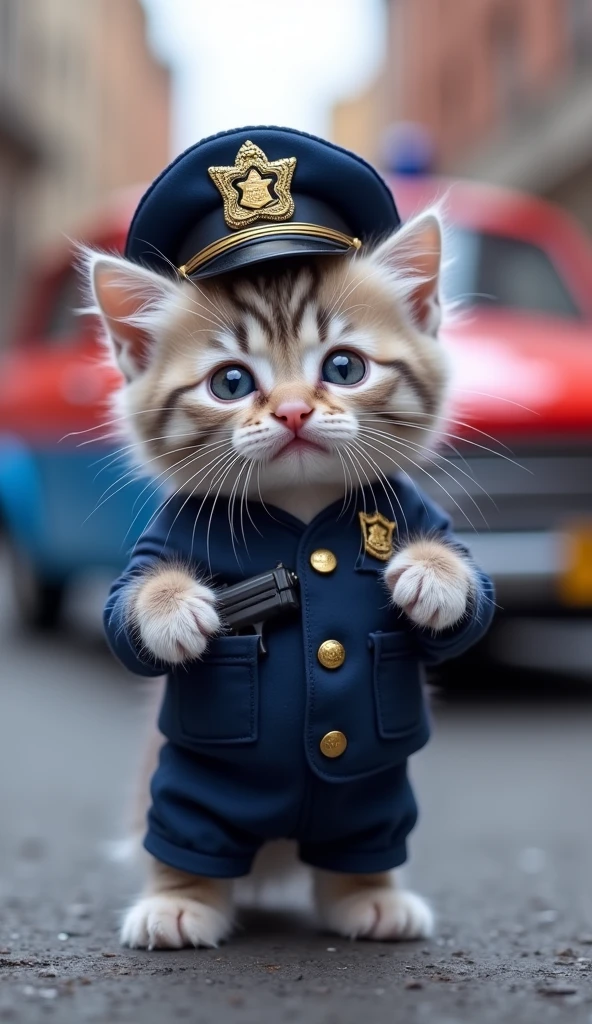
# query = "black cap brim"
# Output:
<box><xmin>126</xmin><ymin>127</ymin><xmax>400</xmax><ymax>282</ymax></box>
<box><xmin>186</xmin><ymin>232</ymin><xmax>352</xmax><ymax>280</ymax></box>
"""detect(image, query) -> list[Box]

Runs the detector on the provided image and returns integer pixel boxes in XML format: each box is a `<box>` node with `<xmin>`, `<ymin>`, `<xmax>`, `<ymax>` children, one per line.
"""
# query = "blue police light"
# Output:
<box><xmin>381</xmin><ymin>122</ymin><xmax>434</xmax><ymax>176</ymax></box>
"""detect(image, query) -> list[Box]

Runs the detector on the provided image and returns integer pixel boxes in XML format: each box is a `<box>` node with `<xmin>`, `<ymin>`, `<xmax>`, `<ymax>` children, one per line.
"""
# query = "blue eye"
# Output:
<box><xmin>210</xmin><ymin>365</ymin><xmax>256</xmax><ymax>401</ymax></box>
<box><xmin>321</xmin><ymin>350</ymin><xmax>366</xmax><ymax>386</ymax></box>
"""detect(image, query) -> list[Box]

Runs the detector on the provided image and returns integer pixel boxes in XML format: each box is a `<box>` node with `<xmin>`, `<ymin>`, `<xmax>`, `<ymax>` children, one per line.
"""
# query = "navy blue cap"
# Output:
<box><xmin>125</xmin><ymin>126</ymin><xmax>401</xmax><ymax>280</ymax></box>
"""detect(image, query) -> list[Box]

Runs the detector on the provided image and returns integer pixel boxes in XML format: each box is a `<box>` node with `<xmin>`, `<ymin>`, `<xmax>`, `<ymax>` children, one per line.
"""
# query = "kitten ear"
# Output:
<box><xmin>85</xmin><ymin>251</ymin><xmax>183</xmax><ymax>380</ymax></box>
<box><xmin>370</xmin><ymin>211</ymin><xmax>443</xmax><ymax>337</ymax></box>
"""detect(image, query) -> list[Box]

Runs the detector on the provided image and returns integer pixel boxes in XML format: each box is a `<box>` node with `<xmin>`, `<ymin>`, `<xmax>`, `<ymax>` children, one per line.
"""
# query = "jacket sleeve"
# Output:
<box><xmin>401</xmin><ymin>486</ymin><xmax>496</xmax><ymax>666</ymax></box>
<box><xmin>103</xmin><ymin>510</ymin><xmax>189</xmax><ymax>678</ymax></box>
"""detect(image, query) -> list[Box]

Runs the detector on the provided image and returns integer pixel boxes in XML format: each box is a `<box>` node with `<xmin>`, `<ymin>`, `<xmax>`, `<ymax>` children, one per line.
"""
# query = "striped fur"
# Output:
<box><xmin>88</xmin><ymin>212</ymin><xmax>450</xmax><ymax>946</ymax></box>
<box><xmin>87</xmin><ymin>210</ymin><xmax>449</xmax><ymax>519</ymax></box>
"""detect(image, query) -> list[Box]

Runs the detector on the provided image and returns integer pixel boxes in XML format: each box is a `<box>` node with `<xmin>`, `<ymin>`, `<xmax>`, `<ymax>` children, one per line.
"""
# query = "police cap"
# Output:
<box><xmin>125</xmin><ymin>125</ymin><xmax>401</xmax><ymax>281</ymax></box>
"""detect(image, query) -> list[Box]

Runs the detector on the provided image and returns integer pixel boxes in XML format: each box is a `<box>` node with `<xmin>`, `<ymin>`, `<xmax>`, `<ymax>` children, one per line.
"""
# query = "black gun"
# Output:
<box><xmin>217</xmin><ymin>564</ymin><xmax>299</xmax><ymax>653</ymax></box>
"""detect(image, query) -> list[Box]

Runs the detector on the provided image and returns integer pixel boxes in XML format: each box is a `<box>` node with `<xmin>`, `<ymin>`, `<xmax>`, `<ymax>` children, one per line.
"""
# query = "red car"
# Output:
<box><xmin>392</xmin><ymin>176</ymin><xmax>592</xmax><ymax>616</ymax></box>
<box><xmin>0</xmin><ymin>188</ymin><xmax>146</xmax><ymax>627</ymax></box>
<box><xmin>0</xmin><ymin>178</ymin><xmax>591</xmax><ymax>630</ymax></box>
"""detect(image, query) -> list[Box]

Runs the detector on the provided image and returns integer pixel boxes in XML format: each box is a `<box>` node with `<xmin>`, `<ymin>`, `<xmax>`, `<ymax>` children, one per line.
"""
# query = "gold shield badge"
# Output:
<box><xmin>359</xmin><ymin>511</ymin><xmax>396</xmax><ymax>562</ymax></box>
<box><xmin>208</xmin><ymin>141</ymin><xmax>297</xmax><ymax>230</ymax></box>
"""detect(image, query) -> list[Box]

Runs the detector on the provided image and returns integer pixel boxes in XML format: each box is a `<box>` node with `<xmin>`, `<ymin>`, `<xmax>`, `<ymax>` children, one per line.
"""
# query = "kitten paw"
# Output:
<box><xmin>385</xmin><ymin>539</ymin><xmax>473</xmax><ymax>631</ymax></box>
<box><xmin>321</xmin><ymin>888</ymin><xmax>434</xmax><ymax>941</ymax></box>
<box><xmin>131</xmin><ymin>566</ymin><xmax>220</xmax><ymax>664</ymax></box>
<box><xmin>120</xmin><ymin>894</ymin><xmax>233</xmax><ymax>949</ymax></box>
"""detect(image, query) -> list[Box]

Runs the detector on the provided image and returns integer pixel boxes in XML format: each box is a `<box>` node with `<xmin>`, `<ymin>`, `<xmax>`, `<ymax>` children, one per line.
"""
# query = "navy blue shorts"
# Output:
<box><xmin>143</xmin><ymin>742</ymin><xmax>418</xmax><ymax>877</ymax></box>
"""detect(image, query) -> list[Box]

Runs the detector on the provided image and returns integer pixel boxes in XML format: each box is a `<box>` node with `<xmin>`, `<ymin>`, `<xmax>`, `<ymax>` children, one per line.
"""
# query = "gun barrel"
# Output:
<box><xmin>218</xmin><ymin>566</ymin><xmax>299</xmax><ymax>633</ymax></box>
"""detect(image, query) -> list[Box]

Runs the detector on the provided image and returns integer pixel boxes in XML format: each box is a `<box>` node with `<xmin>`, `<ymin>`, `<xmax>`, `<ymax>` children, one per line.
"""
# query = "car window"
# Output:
<box><xmin>443</xmin><ymin>229</ymin><xmax>581</xmax><ymax>320</ymax></box>
<box><xmin>44</xmin><ymin>268</ymin><xmax>90</xmax><ymax>343</ymax></box>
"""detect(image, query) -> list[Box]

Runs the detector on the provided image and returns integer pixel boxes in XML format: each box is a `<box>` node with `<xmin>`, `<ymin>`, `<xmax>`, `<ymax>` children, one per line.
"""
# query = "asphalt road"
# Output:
<box><xmin>1</xmin><ymin>579</ymin><xmax>592</xmax><ymax>1023</ymax></box>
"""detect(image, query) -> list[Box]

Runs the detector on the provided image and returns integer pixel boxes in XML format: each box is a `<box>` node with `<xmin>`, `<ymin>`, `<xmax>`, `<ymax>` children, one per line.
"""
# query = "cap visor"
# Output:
<box><xmin>187</xmin><ymin>234</ymin><xmax>351</xmax><ymax>280</ymax></box>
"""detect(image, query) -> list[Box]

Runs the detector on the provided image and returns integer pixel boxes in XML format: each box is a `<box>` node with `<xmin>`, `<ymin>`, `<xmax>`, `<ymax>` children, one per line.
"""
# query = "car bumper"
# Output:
<box><xmin>458</xmin><ymin>530</ymin><xmax>570</xmax><ymax>609</ymax></box>
<box><xmin>420</xmin><ymin>443</ymin><xmax>592</xmax><ymax>613</ymax></box>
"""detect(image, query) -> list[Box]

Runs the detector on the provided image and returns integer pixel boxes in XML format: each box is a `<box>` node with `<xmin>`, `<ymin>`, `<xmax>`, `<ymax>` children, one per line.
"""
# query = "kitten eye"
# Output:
<box><xmin>210</xmin><ymin>365</ymin><xmax>256</xmax><ymax>401</ymax></box>
<box><xmin>321</xmin><ymin>350</ymin><xmax>366</xmax><ymax>386</ymax></box>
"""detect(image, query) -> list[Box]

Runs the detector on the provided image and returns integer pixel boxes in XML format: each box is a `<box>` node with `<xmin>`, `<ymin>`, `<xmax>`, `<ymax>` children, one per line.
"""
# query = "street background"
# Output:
<box><xmin>1</xmin><ymin>575</ymin><xmax>592</xmax><ymax>1022</ymax></box>
<box><xmin>1</xmin><ymin>1</ymin><xmax>592</xmax><ymax>1021</ymax></box>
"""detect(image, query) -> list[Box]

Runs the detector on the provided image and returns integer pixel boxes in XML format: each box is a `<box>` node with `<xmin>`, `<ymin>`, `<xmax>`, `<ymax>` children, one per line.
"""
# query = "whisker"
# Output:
<box><xmin>239</xmin><ymin>460</ymin><xmax>257</xmax><ymax>549</ymax></box>
<box><xmin>240</xmin><ymin>460</ymin><xmax>264</xmax><ymax>540</ymax></box>
<box><xmin>255</xmin><ymin>463</ymin><xmax>279</xmax><ymax>526</ymax></box>
<box><xmin>349</xmin><ymin>439</ymin><xmax>409</xmax><ymax>536</ymax></box>
<box><xmin>134</xmin><ymin>238</ymin><xmax>235</xmax><ymax>332</ymax></box>
<box><xmin>134</xmin><ymin>239</ymin><xmax>187</xmax><ymax>281</ymax></box>
<box><xmin>62</xmin><ymin>406</ymin><xmax>191</xmax><ymax>444</ymax></box>
<box><xmin>93</xmin><ymin>446</ymin><xmax>190</xmax><ymax>510</ymax></box>
<box><xmin>360</xmin><ymin>431</ymin><xmax>490</xmax><ymax>527</ymax></box>
<box><xmin>179</xmin><ymin>453</ymin><xmax>235</xmax><ymax>557</ymax></box>
<box><xmin>122</xmin><ymin>440</ymin><xmax>237</xmax><ymax>545</ymax></box>
<box><xmin>357</xmin><ymin>415</ymin><xmax>529</xmax><ymax>471</ymax></box>
<box><xmin>91</xmin><ymin>428</ymin><xmax>235</xmax><ymax>476</ymax></box>
<box><xmin>187</xmin><ymin>283</ymin><xmax>230</xmax><ymax>321</ymax></box>
<box><xmin>377</xmin><ymin>431</ymin><xmax>496</xmax><ymax>509</ymax></box>
<box><xmin>94</xmin><ymin>435</ymin><xmax>227</xmax><ymax>501</ymax></box>
<box><xmin>189</xmin><ymin>279</ymin><xmax>235</xmax><ymax>332</ymax></box>
<box><xmin>318</xmin><ymin>272</ymin><xmax>349</xmax><ymax>332</ymax></box>
<box><xmin>355</xmin><ymin>438</ymin><xmax>432</xmax><ymax>521</ymax></box>
<box><xmin>121</xmin><ymin>458</ymin><xmax>201</xmax><ymax>546</ymax></box>
<box><xmin>320</xmin><ymin>268</ymin><xmax>359</xmax><ymax>326</ymax></box>
<box><xmin>130</xmin><ymin>444</ymin><xmax>235</xmax><ymax>555</ymax></box>
<box><xmin>343</xmin><ymin>446</ymin><xmax>371</xmax><ymax>518</ymax></box>
<box><xmin>361</xmin><ymin>435</ymin><xmax>480</xmax><ymax>531</ymax></box>
<box><xmin>205</xmin><ymin>454</ymin><xmax>245</xmax><ymax>569</ymax></box>
<box><xmin>161</xmin><ymin>446</ymin><xmax>237</xmax><ymax>551</ymax></box>
<box><xmin>358</xmin><ymin>426</ymin><xmax>497</xmax><ymax>511</ymax></box>
<box><xmin>171</xmin><ymin>303</ymin><xmax>231</xmax><ymax>334</ymax></box>
<box><xmin>356</xmin><ymin>409</ymin><xmax>515</xmax><ymax>454</ymax></box>
<box><xmin>323</xmin><ymin>261</ymin><xmax>386</xmax><ymax>325</ymax></box>
<box><xmin>335</xmin><ymin>449</ymin><xmax>355</xmax><ymax>520</ymax></box>
<box><xmin>90</xmin><ymin>436</ymin><xmax>233</xmax><ymax>516</ymax></box>
<box><xmin>227</xmin><ymin>457</ymin><xmax>251</xmax><ymax>562</ymax></box>
<box><xmin>330</xmin><ymin>302</ymin><xmax>374</xmax><ymax>320</ymax></box>
<box><xmin>454</xmin><ymin>389</ymin><xmax>540</xmax><ymax>414</ymax></box>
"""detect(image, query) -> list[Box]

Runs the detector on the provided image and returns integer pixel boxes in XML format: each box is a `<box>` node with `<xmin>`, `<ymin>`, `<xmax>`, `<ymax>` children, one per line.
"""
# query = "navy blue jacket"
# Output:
<box><xmin>104</xmin><ymin>476</ymin><xmax>494</xmax><ymax>877</ymax></box>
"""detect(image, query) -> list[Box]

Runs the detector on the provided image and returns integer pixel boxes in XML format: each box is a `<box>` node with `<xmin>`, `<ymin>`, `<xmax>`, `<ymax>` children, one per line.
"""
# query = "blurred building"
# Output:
<box><xmin>0</xmin><ymin>0</ymin><xmax>171</xmax><ymax>345</ymax></box>
<box><xmin>332</xmin><ymin>75</ymin><xmax>386</xmax><ymax>172</ymax></box>
<box><xmin>332</xmin><ymin>0</ymin><xmax>592</xmax><ymax>229</ymax></box>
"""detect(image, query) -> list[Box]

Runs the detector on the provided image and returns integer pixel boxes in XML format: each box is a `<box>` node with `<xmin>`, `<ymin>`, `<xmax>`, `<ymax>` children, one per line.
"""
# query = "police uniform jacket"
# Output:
<box><xmin>104</xmin><ymin>476</ymin><xmax>495</xmax><ymax>879</ymax></box>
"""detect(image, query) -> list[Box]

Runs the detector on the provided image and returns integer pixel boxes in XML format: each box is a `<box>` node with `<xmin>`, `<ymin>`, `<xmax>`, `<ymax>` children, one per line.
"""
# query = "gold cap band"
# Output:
<box><xmin>178</xmin><ymin>222</ymin><xmax>362</xmax><ymax>278</ymax></box>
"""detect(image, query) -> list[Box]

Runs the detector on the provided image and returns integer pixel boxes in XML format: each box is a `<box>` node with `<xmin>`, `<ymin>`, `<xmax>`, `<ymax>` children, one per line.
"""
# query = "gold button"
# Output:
<box><xmin>320</xmin><ymin>730</ymin><xmax>348</xmax><ymax>758</ymax></box>
<box><xmin>310</xmin><ymin>549</ymin><xmax>337</xmax><ymax>574</ymax></box>
<box><xmin>317</xmin><ymin>639</ymin><xmax>345</xmax><ymax>669</ymax></box>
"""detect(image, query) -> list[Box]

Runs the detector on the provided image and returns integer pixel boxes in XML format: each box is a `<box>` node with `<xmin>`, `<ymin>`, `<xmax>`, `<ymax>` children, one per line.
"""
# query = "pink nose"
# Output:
<box><xmin>273</xmin><ymin>400</ymin><xmax>313</xmax><ymax>435</ymax></box>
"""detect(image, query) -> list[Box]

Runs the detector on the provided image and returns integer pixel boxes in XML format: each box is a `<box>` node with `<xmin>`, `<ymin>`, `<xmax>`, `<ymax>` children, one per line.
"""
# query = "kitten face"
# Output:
<box><xmin>88</xmin><ymin>212</ymin><xmax>449</xmax><ymax>501</ymax></box>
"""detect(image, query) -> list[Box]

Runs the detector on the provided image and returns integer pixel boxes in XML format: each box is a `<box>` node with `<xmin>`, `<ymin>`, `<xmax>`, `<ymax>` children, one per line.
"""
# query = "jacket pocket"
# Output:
<box><xmin>171</xmin><ymin>635</ymin><xmax>259</xmax><ymax>746</ymax></box>
<box><xmin>369</xmin><ymin>631</ymin><xmax>424</xmax><ymax>740</ymax></box>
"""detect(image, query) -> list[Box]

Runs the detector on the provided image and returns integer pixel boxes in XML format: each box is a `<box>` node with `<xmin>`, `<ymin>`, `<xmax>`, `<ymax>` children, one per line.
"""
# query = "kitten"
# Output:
<box><xmin>87</xmin><ymin>210</ymin><xmax>482</xmax><ymax>949</ymax></box>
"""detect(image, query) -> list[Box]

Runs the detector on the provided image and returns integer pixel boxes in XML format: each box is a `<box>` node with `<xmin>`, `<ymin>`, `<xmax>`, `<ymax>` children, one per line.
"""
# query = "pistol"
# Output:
<box><xmin>217</xmin><ymin>564</ymin><xmax>300</xmax><ymax>653</ymax></box>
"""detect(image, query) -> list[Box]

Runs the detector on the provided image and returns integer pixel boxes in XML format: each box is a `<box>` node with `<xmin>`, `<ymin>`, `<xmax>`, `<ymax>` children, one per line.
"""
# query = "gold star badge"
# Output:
<box><xmin>359</xmin><ymin>511</ymin><xmax>396</xmax><ymax>562</ymax></box>
<box><xmin>208</xmin><ymin>140</ymin><xmax>297</xmax><ymax>230</ymax></box>
<box><xmin>236</xmin><ymin>168</ymin><xmax>276</xmax><ymax>210</ymax></box>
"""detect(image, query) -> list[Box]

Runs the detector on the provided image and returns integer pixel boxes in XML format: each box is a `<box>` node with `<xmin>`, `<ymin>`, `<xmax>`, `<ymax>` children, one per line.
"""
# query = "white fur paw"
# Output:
<box><xmin>322</xmin><ymin>888</ymin><xmax>434</xmax><ymax>941</ymax></box>
<box><xmin>120</xmin><ymin>894</ymin><xmax>233</xmax><ymax>949</ymax></box>
<box><xmin>131</xmin><ymin>567</ymin><xmax>220</xmax><ymax>664</ymax></box>
<box><xmin>385</xmin><ymin>539</ymin><xmax>473</xmax><ymax>631</ymax></box>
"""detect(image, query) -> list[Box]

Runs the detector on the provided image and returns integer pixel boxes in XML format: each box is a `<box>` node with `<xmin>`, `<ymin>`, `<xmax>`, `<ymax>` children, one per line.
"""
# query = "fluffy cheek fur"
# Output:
<box><xmin>96</xmin><ymin>243</ymin><xmax>450</xmax><ymax>499</ymax></box>
<box><xmin>385</xmin><ymin>539</ymin><xmax>475</xmax><ymax>631</ymax></box>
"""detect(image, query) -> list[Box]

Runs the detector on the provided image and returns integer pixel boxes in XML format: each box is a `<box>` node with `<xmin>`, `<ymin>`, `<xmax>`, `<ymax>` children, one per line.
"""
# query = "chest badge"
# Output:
<box><xmin>208</xmin><ymin>140</ymin><xmax>297</xmax><ymax>230</ymax></box>
<box><xmin>359</xmin><ymin>511</ymin><xmax>396</xmax><ymax>562</ymax></box>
